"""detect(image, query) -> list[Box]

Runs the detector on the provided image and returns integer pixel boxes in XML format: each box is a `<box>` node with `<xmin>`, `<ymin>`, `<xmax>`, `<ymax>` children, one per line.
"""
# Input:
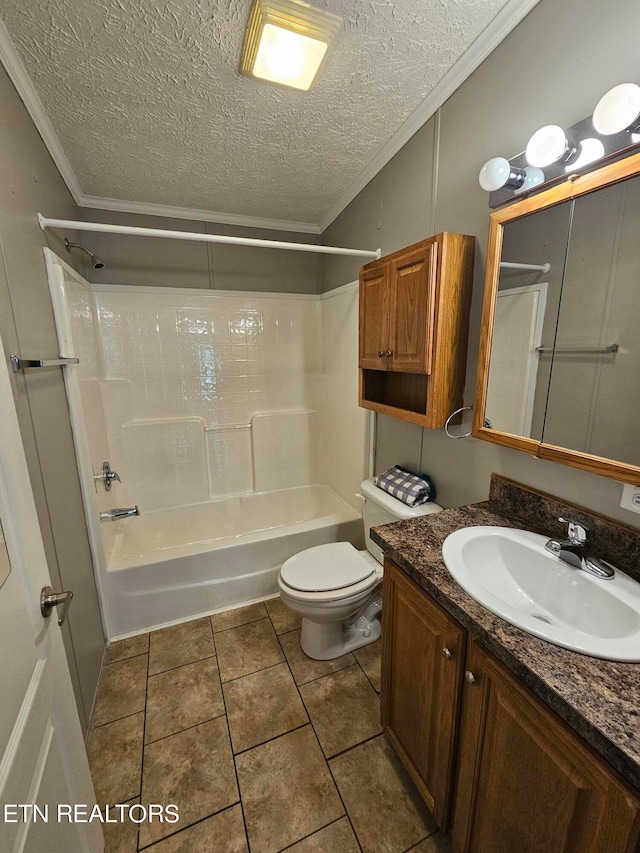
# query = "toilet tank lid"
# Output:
<box><xmin>359</xmin><ymin>478</ymin><xmax>443</xmax><ymax>520</ymax></box>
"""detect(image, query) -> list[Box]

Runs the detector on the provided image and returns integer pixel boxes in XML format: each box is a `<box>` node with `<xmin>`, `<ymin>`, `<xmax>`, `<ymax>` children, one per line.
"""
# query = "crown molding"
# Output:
<box><xmin>0</xmin><ymin>0</ymin><xmax>539</xmax><ymax>237</ymax></box>
<box><xmin>0</xmin><ymin>15</ymin><xmax>83</xmax><ymax>204</ymax></box>
<box><xmin>318</xmin><ymin>0</ymin><xmax>541</xmax><ymax>232</ymax></box>
<box><xmin>78</xmin><ymin>195</ymin><xmax>321</xmax><ymax>234</ymax></box>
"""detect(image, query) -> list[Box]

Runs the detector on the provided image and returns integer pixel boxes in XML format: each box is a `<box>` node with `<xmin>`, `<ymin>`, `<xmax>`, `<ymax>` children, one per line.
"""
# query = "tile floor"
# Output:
<box><xmin>87</xmin><ymin>597</ymin><xmax>451</xmax><ymax>853</ymax></box>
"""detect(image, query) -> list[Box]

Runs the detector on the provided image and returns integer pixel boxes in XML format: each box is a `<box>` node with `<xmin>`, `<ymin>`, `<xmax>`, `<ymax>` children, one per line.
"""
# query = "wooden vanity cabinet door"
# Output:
<box><xmin>381</xmin><ymin>559</ymin><xmax>465</xmax><ymax>828</ymax></box>
<box><xmin>388</xmin><ymin>242</ymin><xmax>437</xmax><ymax>373</ymax></box>
<box><xmin>452</xmin><ymin>640</ymin><xmax>640</xmax><ymax>853</ymax></box>
<box><xmin>359</xmin><ymin>262</ymin><xmax>390</xmax><ymax>369</ymax></box>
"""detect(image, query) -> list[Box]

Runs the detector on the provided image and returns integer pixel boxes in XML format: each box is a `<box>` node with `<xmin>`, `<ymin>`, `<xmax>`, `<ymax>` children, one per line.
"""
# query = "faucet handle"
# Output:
<box><xmin>558</xmin><ymin>516</ymin><xmax>588</xmax><ymax>544</ymax></box>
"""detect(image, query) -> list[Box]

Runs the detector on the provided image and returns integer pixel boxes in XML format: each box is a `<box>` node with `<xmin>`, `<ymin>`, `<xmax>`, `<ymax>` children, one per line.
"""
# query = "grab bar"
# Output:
<box><xmin>500</xmin><ymin>261</ymin><xmax>551</xmax><ymax>273</ymax></box>
<box><xmin>535</xmin><ymin>344</ymin><xmax>619</xmax><ymax>354</ymax></box>
<box><xmin>11</xmin><ymin>355</ymin><xmax>79</xmax><ymax>372</ymax></box>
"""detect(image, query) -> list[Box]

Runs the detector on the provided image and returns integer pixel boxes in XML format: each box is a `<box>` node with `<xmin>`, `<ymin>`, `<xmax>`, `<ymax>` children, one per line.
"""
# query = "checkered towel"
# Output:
<box><xmin>375</xmin><ymin>465</ymin><xmax>436</xmax><ymax>507</ymax></box>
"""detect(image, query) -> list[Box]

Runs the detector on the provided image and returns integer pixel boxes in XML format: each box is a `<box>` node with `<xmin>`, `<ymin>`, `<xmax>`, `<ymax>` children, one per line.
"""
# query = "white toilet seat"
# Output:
<box><xmin>279</xmin><ymin>542</ymin><xmax>381</xmax><ymax>603</ymax></box>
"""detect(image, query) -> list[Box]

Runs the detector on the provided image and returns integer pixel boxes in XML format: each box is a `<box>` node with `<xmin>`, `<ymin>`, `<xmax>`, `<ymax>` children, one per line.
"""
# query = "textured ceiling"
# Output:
<box><xmin>1</xmin><ymin>0</ymin><xmax>512</xmax><ymax>226</ymax></box>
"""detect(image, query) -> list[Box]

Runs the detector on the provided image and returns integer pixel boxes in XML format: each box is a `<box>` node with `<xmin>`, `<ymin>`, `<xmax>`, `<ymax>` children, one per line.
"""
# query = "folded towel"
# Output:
<box><xmin>375</xmin><ymin>465</ymin><xmax>436</xmax><ymax>507</ymax></box>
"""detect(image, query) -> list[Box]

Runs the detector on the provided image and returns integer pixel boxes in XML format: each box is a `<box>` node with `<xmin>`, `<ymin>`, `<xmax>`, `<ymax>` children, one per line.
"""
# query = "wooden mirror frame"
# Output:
<box><xmin>473</xmin><ymin>150</ymin><xmax>640</xmax><ymax>486</ymax></box>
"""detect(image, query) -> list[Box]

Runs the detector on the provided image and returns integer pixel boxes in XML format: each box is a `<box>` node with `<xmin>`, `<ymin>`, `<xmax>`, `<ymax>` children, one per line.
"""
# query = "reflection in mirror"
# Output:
<box><xmin>0</xmin><ymin>518</ymin><xmax>10</xmax><ymax>589</ymax></box>
<box><xmin>542</xmin><ymin>173</ymin><xmax>640</xmax><ymax>466</ymax></box>
<box><xmin>484</xmin><ymin>203</ymin><xmax>572</xmax><ymax>439</ymax></box>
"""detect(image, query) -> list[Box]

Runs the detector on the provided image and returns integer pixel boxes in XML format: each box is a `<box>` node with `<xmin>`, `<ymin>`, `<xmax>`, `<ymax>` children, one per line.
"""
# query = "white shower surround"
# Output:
<box><xmin>96</xmin><ymin>285</ymin><xmax>327</xmax><ymax>510</ymax></box>
<box><xmin>45</xmin><ymin>250</ymin><xmax>366</xmax><ymax>638</ymax></box>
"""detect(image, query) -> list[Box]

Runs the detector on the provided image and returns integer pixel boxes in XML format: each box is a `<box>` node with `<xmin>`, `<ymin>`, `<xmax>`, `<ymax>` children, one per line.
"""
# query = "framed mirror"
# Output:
<box><xmin>473</xmin><ymin>151</ymin><xmax>640</xmax><ymax>485</ymax></box>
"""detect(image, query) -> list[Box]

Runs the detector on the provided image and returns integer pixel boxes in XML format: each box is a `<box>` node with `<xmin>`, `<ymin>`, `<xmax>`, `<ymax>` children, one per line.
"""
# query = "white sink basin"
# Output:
<box><xmin>441</xmin><ymin>526</ymin><xmax>640</xmax><ymax>661</ymax></box>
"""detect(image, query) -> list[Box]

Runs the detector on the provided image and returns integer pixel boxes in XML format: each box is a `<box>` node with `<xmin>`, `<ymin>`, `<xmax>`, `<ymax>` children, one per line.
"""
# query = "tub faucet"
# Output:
<box><xmin>544</xmin><ymin>516</ymin><xmax>615</xmax><ymax>579</ymax></box>
<box><xmin>100</xmin><ymin>506</ymin><xmax>140</xmax><ymax>521</ymax></box>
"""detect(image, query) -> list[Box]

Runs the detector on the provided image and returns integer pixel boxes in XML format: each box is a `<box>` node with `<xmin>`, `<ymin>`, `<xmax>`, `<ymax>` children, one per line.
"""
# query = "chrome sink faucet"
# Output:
<box><xmin>545</xmin><ymin>516</ymin><xmax>615</xmax><ymax>579</ymax></box>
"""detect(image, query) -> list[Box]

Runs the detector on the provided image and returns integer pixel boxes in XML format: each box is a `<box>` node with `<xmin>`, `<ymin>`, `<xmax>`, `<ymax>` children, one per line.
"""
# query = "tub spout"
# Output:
<box><xmin>100</xmin><ymin>506</ymin><xmax>140</xmax><ymax>521</ymax></box>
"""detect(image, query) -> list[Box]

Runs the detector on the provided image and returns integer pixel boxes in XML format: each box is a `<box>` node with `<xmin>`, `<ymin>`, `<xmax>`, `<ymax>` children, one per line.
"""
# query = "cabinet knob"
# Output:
<box><xmin>378</xmin><ymin>351</ymin><xmax>385</xmax><ymax>357</ymax></box>
<box><xmin>385</xmin><ymin>350</ymin><xmax>392</xmax><ymax>358</ymax></box>
<box><xmin>465</xmin><ymin>671</ymin><xmax>478</xmax><ymax>685</ymax></box>
<box><xmin>442</xmin><ymin>647</ymin><xmax>453</xmax><ymax>660</ymax></box>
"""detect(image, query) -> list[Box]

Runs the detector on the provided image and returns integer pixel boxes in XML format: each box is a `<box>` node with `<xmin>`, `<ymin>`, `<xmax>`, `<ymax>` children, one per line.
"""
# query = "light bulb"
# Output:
<box><xmin>478</xmin><ymin>157</ymin><xmax>526</xmax><ymax>192</ymax></box>
<box><xmin>525</xmin><ymin>125</ymin><xmax>576</xmax><ymax>167</ymax></box>
<box><xmin>593</xmin><ymin>83</ymin><xmax>640</xmax><ymax>135</ymax></box>
<box><xmin>513</xmin><ymin>166</ymin><xmax>545</xmax><ymax>194</ymax></box>
<box><xmin>564</xmin><ymin>138</ymin><xmax>605</xmax><ymax>172</ymax></box>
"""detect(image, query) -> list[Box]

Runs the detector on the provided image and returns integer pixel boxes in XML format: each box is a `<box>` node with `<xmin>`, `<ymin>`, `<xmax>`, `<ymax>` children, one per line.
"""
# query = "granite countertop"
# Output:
<box><xmin>371</xmin><ymin>501</ymin><xmax>640</xmax><ymax>791</ymax></box>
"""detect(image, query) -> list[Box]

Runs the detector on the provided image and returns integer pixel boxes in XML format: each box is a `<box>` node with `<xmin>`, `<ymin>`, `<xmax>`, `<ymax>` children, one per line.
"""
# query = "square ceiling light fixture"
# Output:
<box><xmin>240</xmin><ymin>0</ymin><xmax>341</xmax><ymax>91</ymax></box>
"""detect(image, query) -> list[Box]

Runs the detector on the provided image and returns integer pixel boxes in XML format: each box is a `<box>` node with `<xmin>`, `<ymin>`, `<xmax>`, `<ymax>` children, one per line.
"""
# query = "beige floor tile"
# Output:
<box><xmin>299</xmin><ymin>665</ymin><xmax>382</xmax><ymax>757</ymax></box>
<box><xmin>354</xmin><ymin>639</ymin><xmax>382</xmax><ymax>693</ymax></box>
<box><xmin>211</xmin><ymin>602</ymin><xmax>268</xmax><ymax>633</ymax></box>
<box><xmin>236</xmin><ymin>726</ymin><xmax>344</xmax><ymax>853</ymax></box>
<box><xmin>139</xmin><ymin>716</ymin><xmax>238</xmax><ymax>848</ymax></box>
<box><xmin>279</xmin><ymin>630</ymin><xmax>355</xmax><ymax>685</ymax></box>
<box><xmin>215</xmin><ymin>618</ymin><xmax>284</xmax><ymax>682</ymax></box>
<box><xmin>145</xmin><ymin>657</ymin><xmax>224</xmax><ymax>743</ymax></box>
<box><xmin>286</xmin><ymin>817</ymin><xmax>360</xmax><ymax>852</ymax></box>
<box><xmin>223</xmin><ymin>662</ymin><xmax>308</xmax><ymax>753</ymax></box>
<box><xmin>329</xmin><ymin>735</ymin><xmax>437</xmax><ymax>853</ymax></box>
<box><xmin>410</xmin><ymin>831</ymin><xmax>452</xmax><ymax>852</ymax></box>
<box><xmin>264</xmin><ymin>596</ymin><xmax>301</xmax><ymax>634</ymax></box>
<box><xmin>92</xmin><ymin>654</ymin><xmax>148</xmax><ymax>727</ymax></box>
<box><xmin>105</xmin><ymin>634</ymin><xmax>149</xmax><ymax>665</ymax></box>
<box><xmin>141</xmin><ymin>804</ymin><xmax>248</xmax><ymax>852</ymax></box>
<box><xmin>87</xmin><ymin>713</ymin><xmax>144</xmax><ymax>806</ymax></box>
<box><xmin>102</xmin><ymin>798</ymin><xmax>139</xmax><ymax>853</ymax></box>
<box><xmin>149</xmin><ymin>617</ymin><xmax>214</xmax><ymax>675</ymax></box>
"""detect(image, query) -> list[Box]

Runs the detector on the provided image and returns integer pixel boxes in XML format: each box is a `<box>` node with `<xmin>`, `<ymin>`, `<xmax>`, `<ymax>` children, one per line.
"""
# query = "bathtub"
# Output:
<box><xmin>102</xmin><ymin>484</ymin><xmax>362</xmax><ymax>638</ymax></box>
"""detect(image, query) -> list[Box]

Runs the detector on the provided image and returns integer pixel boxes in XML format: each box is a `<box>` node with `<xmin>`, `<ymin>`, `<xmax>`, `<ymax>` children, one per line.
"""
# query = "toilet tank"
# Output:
<box><xmin>359</xmin><ymin>477</ymin><xmax>442</xmax><ymax>565</ymax></box>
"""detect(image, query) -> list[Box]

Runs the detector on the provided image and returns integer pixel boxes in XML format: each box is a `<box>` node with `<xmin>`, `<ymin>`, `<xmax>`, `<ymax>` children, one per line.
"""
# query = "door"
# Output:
<box><xmin>359</xmin><ymin>262</ymin><xmax>390</xmax><ymax>369</ymax></box>
<box><xmin>453</xmin><ymin>640</ymin><xmax>640</xmax><ymax>853</ymax></box>
<box><xmin>388</xmin><ymin>242</ymin><xmax>436</xmax><ymax>373</ymax></box>
<box><xmin>485</xmin><ymin>283</ymin><xmax>547</xmax><ymax>437</ymax></box>
<box><xmin>381</xmin><ymin>560</ymin><xmax>465</xmax><ymax>828</ymax></box>
<box><xmin>0</xmin><ymin>329</ymin><xmax>102</xmax><ymax>852</ymax></box>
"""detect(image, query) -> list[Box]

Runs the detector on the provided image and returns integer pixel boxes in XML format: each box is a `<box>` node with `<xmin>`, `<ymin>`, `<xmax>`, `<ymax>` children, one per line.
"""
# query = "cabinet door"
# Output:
<box><xmin>359</xmin><ymin>262</ymin><xmax>390</xmax><ymax>369</ymax></box>
<box><xmin>381</xmin><ymin>559</ymin><xmax>465</xmax><ymax>828</ymax></box>
<box><xmin>388</xmin><ymin>242</ymin><xmax>437</xmax><ymax>373</ymax></box>
<box><xmin>453</xmin><ymin>640</ymin><xmax>640</xmax><ymax>853</ymax></box>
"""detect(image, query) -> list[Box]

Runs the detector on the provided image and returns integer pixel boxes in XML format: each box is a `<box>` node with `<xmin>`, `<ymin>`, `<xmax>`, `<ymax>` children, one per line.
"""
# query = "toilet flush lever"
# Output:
<box><xmin>355</xmin><ymin>493</ymin><xmax>366</xmax><ymax>504</ymax></box>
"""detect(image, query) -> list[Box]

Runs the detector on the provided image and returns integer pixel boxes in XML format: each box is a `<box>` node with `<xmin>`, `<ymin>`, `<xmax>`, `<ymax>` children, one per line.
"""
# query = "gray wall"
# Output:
<box><xmin>0</xmin><ymin>64</ymin><xmax>105</xmax><ymax>731</ymax></box>
<box><xmin>321</xmin><ymin>0</ymin><xmax>640</xmax><ymax>528</ymax></box>
<box><xmin>81</xmin><ymin>209</ymin><xmax>321</xmax><ymax>293</ymax></box>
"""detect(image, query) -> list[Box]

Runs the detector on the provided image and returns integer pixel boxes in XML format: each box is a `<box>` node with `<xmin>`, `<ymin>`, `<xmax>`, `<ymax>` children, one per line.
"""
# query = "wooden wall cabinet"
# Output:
<box><xmin>381</xmin><ymin>559</ymin><xmax>640</xmax><ymax>852</ymax></box>
<box><xmin>359</xmin><ymin>233</ymin><xmax>474</xmax><ymax>428</ymax></box>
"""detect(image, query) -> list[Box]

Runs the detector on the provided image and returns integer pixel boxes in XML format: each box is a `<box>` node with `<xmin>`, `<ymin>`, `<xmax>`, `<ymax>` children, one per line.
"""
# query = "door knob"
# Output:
<box><xmin>40</xmin><ymin>586</ymin><xmax>73</xmax><ymax>626</ymax></box>
<box><xmin>442</xmin><ymin>647</ymin><xmax>453</xmax><ymax>660</ymax></box>
<box><xmin>378</xmin><ymin>351</ymin><xmax>385</xmax><ymax>357</ymax></box>
<box><xmin>385</xmin><ymin>350</ymin><xmax>392</xmax><ymax>358</ymax></box>
<box><xmin>465</xmin><ymin>670</ymin><xmax>478</xmax><ymax>685</ymax></box>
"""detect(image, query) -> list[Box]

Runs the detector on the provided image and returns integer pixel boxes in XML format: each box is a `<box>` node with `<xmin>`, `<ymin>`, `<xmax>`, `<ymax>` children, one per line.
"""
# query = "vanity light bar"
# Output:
<box><xmin>479</xmin><ymin>81</ymin><xmax>640</xmax><ymax>207</ymax></box>
<box><xmin>37</xmin><ymin>215</ymin><xmax>381</xmax><ymax>260</ymax></box>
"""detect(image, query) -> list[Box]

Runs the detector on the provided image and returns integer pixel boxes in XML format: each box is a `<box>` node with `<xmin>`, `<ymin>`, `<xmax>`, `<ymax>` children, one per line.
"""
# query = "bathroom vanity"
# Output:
<box><xmin>375</xmin><ymin>476</ymin><xmax>640</xmax><ymax>853</ymax></box>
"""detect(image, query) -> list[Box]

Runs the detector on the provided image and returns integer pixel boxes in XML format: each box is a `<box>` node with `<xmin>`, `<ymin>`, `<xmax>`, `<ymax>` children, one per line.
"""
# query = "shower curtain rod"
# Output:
<box><xmin>38</xmin><ymin>214</ymin><xmax>381</xmax><ymax>260</ymax></box>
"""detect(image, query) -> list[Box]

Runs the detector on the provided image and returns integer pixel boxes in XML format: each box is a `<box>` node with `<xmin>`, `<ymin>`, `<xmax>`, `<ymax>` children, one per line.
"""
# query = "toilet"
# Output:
<box><xmin>278</xmin><ymin>477</ymin><xmax>442</xmax><ymax>660</ymax></box>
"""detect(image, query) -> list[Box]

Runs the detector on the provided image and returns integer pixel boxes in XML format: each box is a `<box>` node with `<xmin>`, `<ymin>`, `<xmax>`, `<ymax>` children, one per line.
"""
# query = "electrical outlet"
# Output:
<box><xmin>620</xmin><ymin>484</ymin><xmax>640</xmax><ymax>514</ymax></box>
